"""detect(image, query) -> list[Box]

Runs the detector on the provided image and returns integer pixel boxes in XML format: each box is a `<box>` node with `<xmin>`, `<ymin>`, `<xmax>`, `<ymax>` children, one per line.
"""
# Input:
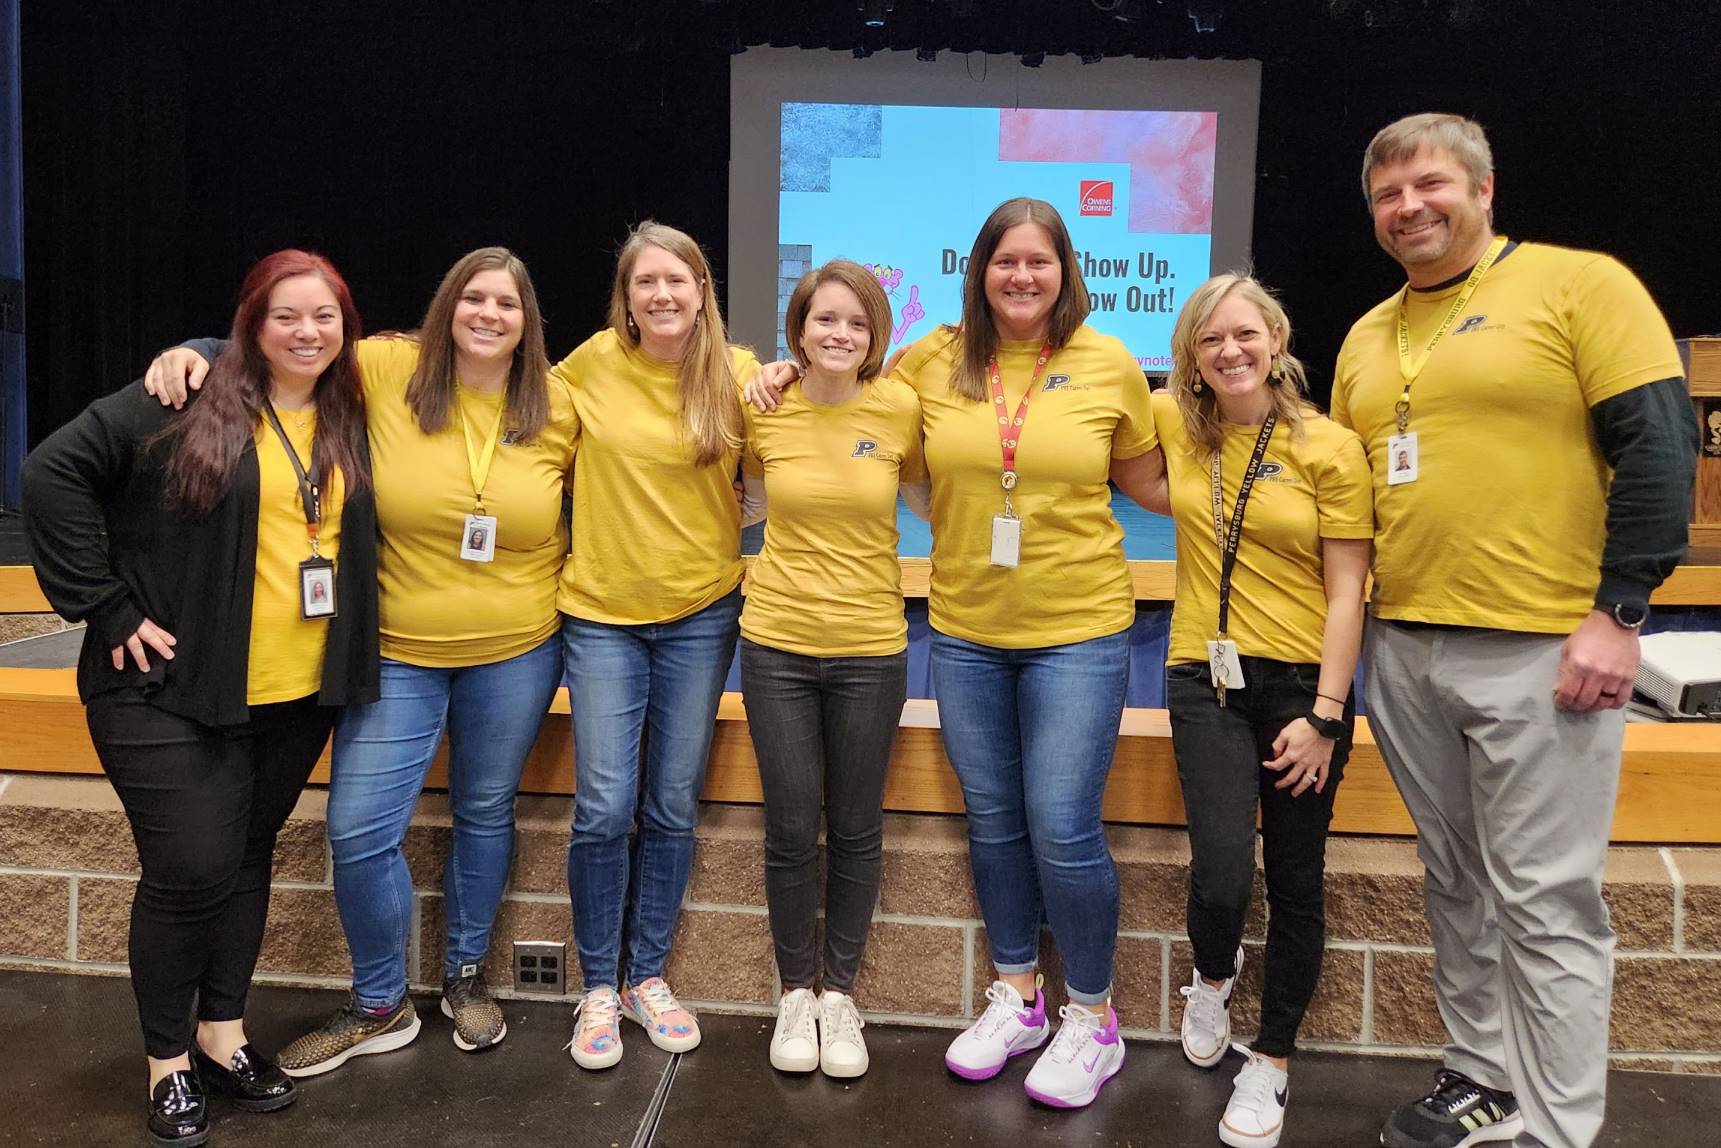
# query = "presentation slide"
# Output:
<box><xmin>777</xmin><ymin>103</ymin><xmax>1217</xmax><ymax>369</ymax></box>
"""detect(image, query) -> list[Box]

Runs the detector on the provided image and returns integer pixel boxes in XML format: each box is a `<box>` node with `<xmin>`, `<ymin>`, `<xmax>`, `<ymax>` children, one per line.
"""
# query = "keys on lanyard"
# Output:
<box><xmin>458</xmin><ymin>397</ymin><xmax>507</xmax><ymax>563</ymax></box>
<box><xmin>1207</xmin><ymin>413</ymin><xmax>1277</xmax><ymax>706</ymax></box>
<box><xmin>1389</xmin><ymin>234</ymin><xmax>1509</xmax><ymax>487</ymax></box>
<box><xmin>988</xmin><ymin>342</ymin><xmax>1054</xmax><ymax>569</ymax></box>
<box><xmin>260</xmin><ymin>404</ymin><xmax>337</xmax><ymax>620</ymax></box>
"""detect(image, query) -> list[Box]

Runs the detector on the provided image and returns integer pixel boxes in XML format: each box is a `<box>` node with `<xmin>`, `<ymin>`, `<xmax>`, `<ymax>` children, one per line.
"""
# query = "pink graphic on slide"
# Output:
<box><xmin>998</xmin><ymin>110</ymin><xmax>1217</xmax><ymax>233</ymax></box>
<box><xmin>892</xmin><ymin>285</ymin><xmax>924</xmax><ymax>345</ymax></box>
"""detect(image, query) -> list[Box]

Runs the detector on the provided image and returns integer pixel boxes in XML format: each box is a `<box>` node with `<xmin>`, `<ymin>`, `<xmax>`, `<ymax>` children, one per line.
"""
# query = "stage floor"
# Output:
<box><xmin>3</xmin><ymin>970</ymin><xmax>1717</xmax><ymax>1147</ymax></box>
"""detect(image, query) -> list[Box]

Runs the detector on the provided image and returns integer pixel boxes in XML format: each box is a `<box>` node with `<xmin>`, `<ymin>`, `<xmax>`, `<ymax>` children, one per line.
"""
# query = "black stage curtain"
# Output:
<box><xmin>22</xmin><ymin>1</ymin><xmax>1721</xmax><ymax>445</ymax></box>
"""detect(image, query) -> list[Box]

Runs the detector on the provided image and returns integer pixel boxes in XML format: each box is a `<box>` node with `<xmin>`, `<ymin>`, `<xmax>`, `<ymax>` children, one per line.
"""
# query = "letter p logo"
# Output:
<box><xmin>851</xmin><ymin>439</ymin><xmax>879</xmax><ymax>457</ymax></box>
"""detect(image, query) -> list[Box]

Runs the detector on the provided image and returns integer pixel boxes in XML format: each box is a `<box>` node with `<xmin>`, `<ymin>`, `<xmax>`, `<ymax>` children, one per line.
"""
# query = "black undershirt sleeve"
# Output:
<box><xmin>1589</xmin><ymin>376</ymin><xmax>1698</xmax><ymax>611</ymax></box>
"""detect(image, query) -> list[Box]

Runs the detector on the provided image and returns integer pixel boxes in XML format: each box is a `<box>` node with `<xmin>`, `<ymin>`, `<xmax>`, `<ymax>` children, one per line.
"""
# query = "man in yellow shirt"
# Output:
<box><xmin>1335</xmin><ymin>114</ymin><xmax>1694</xmax><ymax>1148</ymax></box>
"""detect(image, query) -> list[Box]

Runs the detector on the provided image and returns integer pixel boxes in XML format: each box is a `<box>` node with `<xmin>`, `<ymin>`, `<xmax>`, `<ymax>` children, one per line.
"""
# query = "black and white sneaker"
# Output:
<box><xmin>1380</xmin><ymin>1069</ymin><xmax>1524</xmax><ymax>1147</ymax></box>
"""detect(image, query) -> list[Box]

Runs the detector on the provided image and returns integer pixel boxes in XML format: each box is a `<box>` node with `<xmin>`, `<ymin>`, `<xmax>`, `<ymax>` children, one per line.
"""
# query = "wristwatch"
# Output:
<box><xmin>1304</xmin><ymin>711</ymin><xmax>1347</xmax><ymax>740</ymax></box>
<box><xmin>1602</xmin><ymin>601</ymin><xmax>1648</xmax><ymax>630</ymax></box>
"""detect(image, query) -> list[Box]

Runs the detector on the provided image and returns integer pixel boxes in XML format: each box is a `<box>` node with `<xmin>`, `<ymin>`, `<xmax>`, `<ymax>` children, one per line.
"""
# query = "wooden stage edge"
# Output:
<box><xmin>10</xmin><ymin>561</ymin><xmax>1721</xmax><ymax>614</ymax></box>
<box><xmin>4</xmin><ymin>670</ymin><xmax>1718</xmax><ymax>845</ymax></box>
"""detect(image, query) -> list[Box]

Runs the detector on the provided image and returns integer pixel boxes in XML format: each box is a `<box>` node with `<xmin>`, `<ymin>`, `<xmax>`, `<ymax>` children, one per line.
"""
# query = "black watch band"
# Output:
<box><xmin>1304</xmin><ymin>711</ymin><xmax>1346</xmax><ymax>740</ymax></box>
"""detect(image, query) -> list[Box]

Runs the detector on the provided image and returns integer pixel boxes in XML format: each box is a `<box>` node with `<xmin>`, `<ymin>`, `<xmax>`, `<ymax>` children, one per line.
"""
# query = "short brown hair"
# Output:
<box><xmin>1361</xmin><ymin>112</ymin><xmax>1494</xmax><ymax>204</ymax></box>
<box><xmin>783</xmin><ymin>259</ymin><xmax>894</xmax><ymax>382</ymax></box>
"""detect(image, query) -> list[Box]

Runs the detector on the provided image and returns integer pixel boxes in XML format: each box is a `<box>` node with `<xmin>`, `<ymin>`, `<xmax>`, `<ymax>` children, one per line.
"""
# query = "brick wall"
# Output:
<box><xmin>2</xmin><ymin>771</ymin><xmax>1717</xmax><ymax>1072</ymax></box>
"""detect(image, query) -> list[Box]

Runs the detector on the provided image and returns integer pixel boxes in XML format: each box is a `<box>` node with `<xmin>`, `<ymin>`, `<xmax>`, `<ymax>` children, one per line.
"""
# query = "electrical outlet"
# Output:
<box><xmin>512</xmin><ymin>940</ymin><xmax>567</xmax><ymax>995</ymax></box>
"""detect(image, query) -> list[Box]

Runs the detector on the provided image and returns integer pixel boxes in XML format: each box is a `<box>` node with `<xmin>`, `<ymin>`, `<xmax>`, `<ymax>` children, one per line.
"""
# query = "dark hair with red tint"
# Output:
<box><xmin>160</xmin><ymin>249</ymin><xmax>369</xmax><ymax>514</ymax></box>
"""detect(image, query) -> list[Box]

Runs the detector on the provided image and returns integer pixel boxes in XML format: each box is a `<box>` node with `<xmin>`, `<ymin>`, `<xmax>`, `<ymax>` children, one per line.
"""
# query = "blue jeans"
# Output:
<box><xmin>327</xmin><ymin>638</ymin><xmax>562</xmax><ymax>1009</ymax></box>
<box><xmin>930</xmin><ymin>627</ymin><xmax>1129</xmax><ymax>1005</ymax></box>
<box><xmin>562</xmin><ymin>590</ymin><xmax>742</xmax><ymax>990</ymax></box>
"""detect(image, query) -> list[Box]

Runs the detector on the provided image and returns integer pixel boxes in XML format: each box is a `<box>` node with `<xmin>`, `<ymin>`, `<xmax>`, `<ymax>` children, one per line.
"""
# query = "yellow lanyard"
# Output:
<box><xmin>457</xmin><ymin>394</ymin><xmax>507</xmax><ymax>514</ymax></box>
<box><xmin>1392</xmin><ymin>234</ymin><xmax>1508</xmax><ymax>434</ymax></box>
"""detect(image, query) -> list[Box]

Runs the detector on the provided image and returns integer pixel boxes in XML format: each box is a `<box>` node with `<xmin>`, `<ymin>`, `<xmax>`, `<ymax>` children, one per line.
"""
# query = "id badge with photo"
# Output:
<box><xmin>1386</xmin><ymin>431</ymin><xmax>1420</xmax><ymax>486</ymax></box>
<box><xmin>460</xmin><ymin>514</ymin><xmax>498</xmax><ymax>563</ymax></box>
<box><xmin>300</xmin><ymin>557</ymin><xmax>338</xmax><ymax>619</ymax></box>
<box><xmin>989</xmin><ymin>515</ymin><xmax>1021</xmax><ymax>568</ymax></box>
<box><xmin>1206</xmin><ymin>638</ymin><xmax>1245</xmax><ymax>689</ymax></box>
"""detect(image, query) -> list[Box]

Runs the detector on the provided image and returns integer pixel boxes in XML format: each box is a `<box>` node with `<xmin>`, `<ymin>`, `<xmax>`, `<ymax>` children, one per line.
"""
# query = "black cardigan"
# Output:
<box><xmin>21</xmin><ymin>380</ymin><xmax>380</xmax><ymax>726</ymax></box>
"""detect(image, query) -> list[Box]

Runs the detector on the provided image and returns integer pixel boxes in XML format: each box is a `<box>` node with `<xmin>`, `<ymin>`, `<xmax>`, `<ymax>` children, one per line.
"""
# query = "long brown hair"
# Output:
<box><xmin>606</xmin><ymin>221</ymin><xmax>742</xmax><ymax>467</ymax></box>
<box><xmin>161</xmin><ymin>250</ymin><xmax>367</xmax><ymax>514</ymax></box>
<box><xmin>1169</xmin><ymin>273</ymin><xmax>1310</xmax><ymax>458</ymax></box>
<box><xmin>404</xmin><ymin>247</ymin><xmax>551</xmax><ymax>440</ymax></box>
<box><xmin>949</xmin><ymin>197</ymin><xmax>1091</xmax><ymax>401</ymax></box>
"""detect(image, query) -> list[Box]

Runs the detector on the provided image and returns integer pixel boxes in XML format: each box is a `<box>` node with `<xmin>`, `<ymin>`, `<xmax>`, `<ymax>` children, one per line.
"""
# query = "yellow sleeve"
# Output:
<box><xmin>740</xmin><ymin>403</ymin><xmax>764</xmax><ymax>477</ymax></box>
<box><xmin>900</xmin><ymin>388</ymin><xmax>927</xmax><ymax>484</ymax></box>
<box><xmin>355</xmin><ymin>335</ymin><xmax>421</xmax><ymax>400</ymax></box>
<box><xmin>895</xmin><ymin>328</ymin><xmax>958</xmax><ymax>392</ymax></box>
<box><xmin>1315</xmin><ymin>427</ymin><xmax>1375</xmax><ymax>540</ymax></box>
<box><xmin>1563</xmin><ymin>256</ymin><xmax>1684</xmax><ymax>406</ymax></box>
<box><xmin>1329</xmin><ymin>341</ymin><xmax>1356</xmax><ymax>430</ymax></box>
<box><xmin>1110</xmin><ymin>344</ymin><xmax>1157</xmax><ymax>459</ymax></box>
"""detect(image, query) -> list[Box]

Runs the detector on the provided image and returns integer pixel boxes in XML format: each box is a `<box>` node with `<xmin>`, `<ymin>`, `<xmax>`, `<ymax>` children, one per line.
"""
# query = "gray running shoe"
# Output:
<box><xmin>441</xmin><ymin>972</ymin><xmax>507</xmax><ymax>1052</ymax></box>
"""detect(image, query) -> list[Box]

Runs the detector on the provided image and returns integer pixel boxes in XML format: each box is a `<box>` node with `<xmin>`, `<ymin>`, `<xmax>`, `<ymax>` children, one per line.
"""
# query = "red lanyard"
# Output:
<box><xmin>988</xmin><ymin>341</ymin><xmax>1054</xmax><ymax>512</ymax></box>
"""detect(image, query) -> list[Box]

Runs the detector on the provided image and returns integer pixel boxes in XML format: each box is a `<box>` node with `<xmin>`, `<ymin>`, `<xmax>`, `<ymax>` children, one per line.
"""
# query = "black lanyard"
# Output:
<box><xmin>260</xmin><ymin>403</ymin><xmax>323</xmax><ymax>549</ymax></box>
<box><xmin>1208</xmin><ymin>413</ymin><xmax>1276</xmax><ymax>638</ymax></box>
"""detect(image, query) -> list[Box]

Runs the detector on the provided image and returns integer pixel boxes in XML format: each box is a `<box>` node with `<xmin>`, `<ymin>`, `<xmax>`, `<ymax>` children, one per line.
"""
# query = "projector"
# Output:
<box><xmin>1635</xmin><ymin>632</ymin><xmax>1721</xmax><ymax>717</ymax></box>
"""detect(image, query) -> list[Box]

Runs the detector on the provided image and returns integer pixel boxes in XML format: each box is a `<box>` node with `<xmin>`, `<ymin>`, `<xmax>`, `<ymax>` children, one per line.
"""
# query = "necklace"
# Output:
<box><xmin>272</xmin><ymin>402</ymin><xmax>314</xmax><ymax>431</ymax></box>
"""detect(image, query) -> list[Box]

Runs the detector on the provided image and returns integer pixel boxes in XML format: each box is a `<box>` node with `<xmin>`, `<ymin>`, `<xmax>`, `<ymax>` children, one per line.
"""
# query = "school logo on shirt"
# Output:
<box><xmin>1254</xmin><ymin>461</ymin><xmax>1301</xmax><ymax>485</ymax></box>
<box><xmin>1453</xmin><ymin>314</ymin><xmax>1501</xmax><ymax>336</ymax></box>
<box><xmin>1079</xmin><ymin>180</ymin><xmax>1114</xmax><ymax>217</ymax></box>
<box><xmin>500</xmin><ymin>428</ymin><xmax>525</xmax><ymax>445</ymax></box>
<box><xmin>1042</xmin><ymin>373</ymin><xmax>1088</xmax><ymax>392</ymax></box>
<box><xmin>852</xmin><ymin>439</ymin><xmax>878</xmax><ymax>457</ymax></box>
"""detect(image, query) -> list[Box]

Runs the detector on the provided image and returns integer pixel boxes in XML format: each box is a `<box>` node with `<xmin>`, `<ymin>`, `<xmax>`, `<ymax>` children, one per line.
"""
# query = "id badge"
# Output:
<box><xmin>1386</xmin><ymin>432</ymin><xmax>1419</xmax><ymax>486</ymax></box>
<box><xmin>300</xmin><ymin>557</ymin><xmax>337</xmax><ymax>619</ymax></box>
<box><xmin>989</xmin><ymin>515</ymin><xmax>1021</xmax><ymax>568</ymax></box>
<box><xmin>1206</xmin><ymin>639</ymin><xmax>1245</xmax><ymax>689</ymax></box>
<box><xmin>461</xmin><ymin>514</ymin><xmax>498</xmax><ymax>563</ymax></box>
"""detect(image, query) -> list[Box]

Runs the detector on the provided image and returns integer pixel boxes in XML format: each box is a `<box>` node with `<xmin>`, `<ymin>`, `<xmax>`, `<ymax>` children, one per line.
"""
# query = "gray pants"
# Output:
<box><xmin>1366</xmin><ymin>619</ymin><xmax>1624</xmax><ymax>1148</ymax></box>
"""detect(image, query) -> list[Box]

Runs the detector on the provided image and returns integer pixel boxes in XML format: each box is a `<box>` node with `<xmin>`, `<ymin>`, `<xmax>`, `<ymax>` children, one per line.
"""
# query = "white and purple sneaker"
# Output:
<box><xmin>1023</xmin><ymin>1003</ymin><xmax>1125</xmax><ymax>1109</ymax></box>
<box><xmin>944</xmin><ymin>979</ymin><xmax>1050</xmax><ymax>1080</ymax></box>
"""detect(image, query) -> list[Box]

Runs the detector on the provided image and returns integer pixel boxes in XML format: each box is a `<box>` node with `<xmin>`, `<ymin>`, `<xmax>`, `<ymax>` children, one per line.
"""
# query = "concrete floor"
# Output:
<box><xmin>3</xmin><ymin>970</ymin><xmax>1718</xmax><ymax>1147</ymax></box>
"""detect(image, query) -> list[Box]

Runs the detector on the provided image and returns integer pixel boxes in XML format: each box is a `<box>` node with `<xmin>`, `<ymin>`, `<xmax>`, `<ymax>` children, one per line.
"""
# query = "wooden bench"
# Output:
<box><xmin>5</xmin><ymin>665</ymin><xmax>1719</xmax><ymax>843</ymax></box>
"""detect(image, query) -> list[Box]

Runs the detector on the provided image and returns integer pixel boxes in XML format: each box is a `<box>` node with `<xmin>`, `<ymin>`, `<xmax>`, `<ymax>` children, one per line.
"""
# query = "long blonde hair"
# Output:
<box><xmin>606</xmin><ymin>221</ymin><xmax>742</xmax><ymax>467</ymax></box>
<box><xmin>1169</xmin><ymin>273</ymin><xmax>1311</xmax><ymax>458</ymax></box>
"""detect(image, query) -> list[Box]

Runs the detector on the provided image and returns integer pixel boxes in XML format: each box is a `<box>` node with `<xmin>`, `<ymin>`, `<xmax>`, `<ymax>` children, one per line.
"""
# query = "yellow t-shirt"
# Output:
<box><xmin>1153</xmin><ymin>394</ymin><xmax>1372</xmax><ymax>666</ymax></box>
<box><xmin>247</xmin><ymin>410</ymin><xmax>345</xmax><ymax>704</ymax></box>
<box><xmin>740</xmin><ymin>378</ymin><xmax>925</xmax><ymax>657</ymax></box>
<box><xmin>1333</xmin><ymin>242</ymin><xmax>1684</xmax><ymax>631</ymax></box>
<box><xmin>553</xmin><ymin>330</ymin><xmax>760</xmax><ymax>625</ymax></box>
<box><xmin>359</xmin><ymin>337</ymin><xmax>579</xmax><ymax>667</ymax></box>
<box><xmin>899</xmin><ymin>325</ymin><xmax>1157</xmax><ymax>648</ymax></box>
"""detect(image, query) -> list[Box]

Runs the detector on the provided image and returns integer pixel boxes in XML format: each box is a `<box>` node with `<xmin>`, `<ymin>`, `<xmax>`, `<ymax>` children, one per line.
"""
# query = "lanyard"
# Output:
<box><xmin>1209</xmin><ymin>413</ymin><xmax>1277</xmax><ymax>638</ymax></box>
<box><xmin>988</xmin><ymin>341</ymin><xmax>1054</xmax><ymax>518</ymax></box>
<box><xmin>260</xmin><ymin>403</ymin><xmax>323</xmax><ymax>556</ymax></box>
<box><xmin>1392</xmin><ymin>233</ymin><xmax>1508</xmax><ymax>434</ymax></box>
<box><xmin>458</xmin><ymin>393</ymin><xmax>507</xmax><ymax>514</ymax></box>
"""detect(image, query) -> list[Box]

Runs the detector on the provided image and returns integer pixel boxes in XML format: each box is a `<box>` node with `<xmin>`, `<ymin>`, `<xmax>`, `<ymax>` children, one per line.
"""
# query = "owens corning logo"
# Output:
<box><xmin>1454</xmin><ymin>314</ymin><xmax>1488</xmax><ymax>335</ymax></box>
<box><xmin>1079</xmin><ymin>180</ymin><xmax>1114</xmax><ymax>217</ymax></box>
<box><xmin>851</xmin><ymin>439</ymin><xmax>879</xmax><ymax>457</ymax></box>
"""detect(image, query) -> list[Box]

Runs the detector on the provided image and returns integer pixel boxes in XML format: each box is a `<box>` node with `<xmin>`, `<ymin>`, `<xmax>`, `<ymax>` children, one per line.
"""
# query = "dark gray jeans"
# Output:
<box><xmin>739</xmin><ymin>637</ymin><xmax>907</xmax><ymax>993</ymax></box>
<box><xmin>1166</xmin><ymin>656</ymin><xmax>1353</xmax><ymax>1057</ymax></box>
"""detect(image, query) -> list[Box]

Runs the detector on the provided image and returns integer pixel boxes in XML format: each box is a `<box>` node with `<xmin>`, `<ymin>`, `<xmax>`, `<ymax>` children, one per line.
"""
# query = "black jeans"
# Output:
<box><xmin>1166</xmin><ymin>656</ymin><xmax>1353</xmax><ymax>1058</ymax></box>
<box><xmin>739</xmin><ymin>638</ymin><xmax>907</xmax><ymax>994</ymax></box>
<box><xmin>86</xmin><ymin>690</ymin><xmax>334</xmax><ymax>1058</ymax></box>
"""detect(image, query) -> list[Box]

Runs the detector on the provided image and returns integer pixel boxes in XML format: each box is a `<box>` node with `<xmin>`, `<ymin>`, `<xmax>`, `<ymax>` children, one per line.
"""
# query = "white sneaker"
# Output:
<box><xmin>944</xmin><ymin>978</ymin><xmax>1050</xmax><ymax>1080</ymax></box>
<box><xmin>1022</xmin><ymin>1002</ymin><xmax>1126</xmax><ymax>1109</ymax></box>
<box><xmin>1219</xmin><ymin>1046</ymin><xmax>1288</xmax><ymax>1148</ymax></box>
<box><xmin>769</xmin><ymin>988</ymin><xmax>819</xmax><ymax>1073</ymax></box>
<box><xmin>1180</xmin><ymin>945</ymin><xmax>1243</xmax><ymax>1068</ymax></box>
<box><xmin>818</xmin><ymin>990</ymin><xmax>868</xmax><ymax>1078</ymax></box>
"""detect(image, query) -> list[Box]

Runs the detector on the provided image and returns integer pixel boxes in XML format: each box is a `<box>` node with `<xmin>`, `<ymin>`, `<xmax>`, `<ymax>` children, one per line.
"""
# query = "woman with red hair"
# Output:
<box><xmin>23</xmin><ymin>250</ymin><xmax>380</xmax><ymax>1147</ymax></box>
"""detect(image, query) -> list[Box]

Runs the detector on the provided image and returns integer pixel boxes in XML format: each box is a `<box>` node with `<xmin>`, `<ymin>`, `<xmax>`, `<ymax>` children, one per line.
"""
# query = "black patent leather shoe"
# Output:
<box><xmin>147</xmin><ymin>1069</ymin><xmax>208</xmax><ymax>1146</ymax></box>
<box><xmin>194</xmin><ymin>1042</ymin><xmax>298</xmax><ymax>1112</ymax></box>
